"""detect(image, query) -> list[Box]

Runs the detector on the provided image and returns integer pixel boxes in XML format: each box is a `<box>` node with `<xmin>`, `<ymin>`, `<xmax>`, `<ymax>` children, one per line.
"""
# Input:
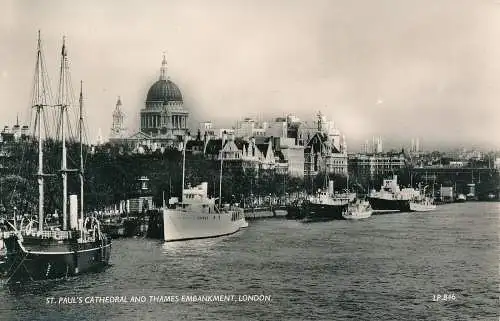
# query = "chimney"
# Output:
<box><xmin>69</xmin><ymin>195</ymin><xmax>78</xmax><ymax>230</ymax></box>
<box><xmin>222</xmin><ymin>131</ymin><xmax>227</xmax><ymax>146</ymax></box>
<box><xmin>328</xmin><ymin>180</ymin><xmax>334</xmax><ymax>195</ymax></box>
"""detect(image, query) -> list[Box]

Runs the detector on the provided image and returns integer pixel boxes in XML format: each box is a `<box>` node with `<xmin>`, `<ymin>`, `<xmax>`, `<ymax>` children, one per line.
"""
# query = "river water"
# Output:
<box><xmin>1</xmin><ymin>202</ymin><xmax>498</xmax><ymax>320</ymax></box>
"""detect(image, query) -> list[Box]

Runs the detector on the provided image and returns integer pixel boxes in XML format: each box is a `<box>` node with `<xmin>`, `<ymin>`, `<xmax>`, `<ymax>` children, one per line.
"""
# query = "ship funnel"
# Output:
<box><xmin>69</xmin><ymin>194</ymin><xmax>78</xmax><ymax>230</ymax></box>
<box><xmin>328</xmin><ymin>180</ymin><xmax>334</xmax><ymax>195</ymax></box>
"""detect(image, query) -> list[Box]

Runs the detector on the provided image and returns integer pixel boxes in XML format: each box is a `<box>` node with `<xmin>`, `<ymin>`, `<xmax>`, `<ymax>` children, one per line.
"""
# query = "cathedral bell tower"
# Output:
<box><xmin>110</xmin><ymin>96</ymin><xmax>126</xmax><ymax>139</ymax></box>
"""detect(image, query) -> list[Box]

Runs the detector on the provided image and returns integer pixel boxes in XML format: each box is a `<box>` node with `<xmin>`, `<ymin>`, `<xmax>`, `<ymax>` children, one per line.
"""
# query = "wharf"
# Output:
<box><xmin>244</xmin><ymin>207</ymin><xmax>287</xmax><ymax>220</ymax></box>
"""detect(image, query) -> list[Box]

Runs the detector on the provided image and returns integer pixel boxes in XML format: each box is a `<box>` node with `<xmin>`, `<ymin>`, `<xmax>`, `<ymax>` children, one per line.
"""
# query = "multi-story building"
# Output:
<box><xmin>373</xmin><ymin>136</ymin><xmax>383</xmax><ymax>153</ymax></box>
<box><xmin>410</xmin><ymin>137</ymin><xmax>420</xmax><ymax>153</ymax></box>
<box><xmin>277</xmin><ymin>137</ymin><xmax>304</xmax><ymax>177</ymax></box>
<box><xmin>203</xmin><ymin>115</ymin><xmax>305</xmax><ymax>177</ymax></box>
<box><xmin>1</xmin><ymin>120</ymin><xmax>29</xmax><ymax>144</ymax></box>
<box><xmin>348</xmin><ymin>152</ymin><xmax>406</xmax><ymax>180</ymax></box>
<box><xmin>200</xmin><ymin>134</ymin><xmax>285</xmax><ymax>174</ymax></box>
<box><xmin>303</xmin><ymin>112</ymin><xmax>348</xmax><ymax>176</ymax></box>
<box><xmin>264</xmin><ymin>116</ymin><xmax>304</xmax><ymax>177</ymax></box>
<box><xmin>198</xmin><ymin>121</ymin><xmax>216</xmax><ymax>138</ymax></box>
<box><xmin>234</xmin><ymin>118</ymin><xmax>267</xmax><ymax>138</ymax></box>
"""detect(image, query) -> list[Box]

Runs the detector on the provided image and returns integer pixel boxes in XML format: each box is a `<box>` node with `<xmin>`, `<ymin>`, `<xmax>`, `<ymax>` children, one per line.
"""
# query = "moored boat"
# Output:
<box><xmin>455</xmin><ymin>194</ymin><xmax>466</xmax><ymax>203</ymax></box>
<box><xmin>163</xmin><ymin>183</ymin><xmax>246</xmax><ymax>241</ymax></box>
<box><xmin>162</xmin><ymin>137</ymin><xmax>247</xmax><ymax>242</ymax></box>
<box><xmin>285</xmin><ymin>199</ymin><xmax>305</xmax><ymax>220</ymax></box>
<box><xmin>409</xmin><ymin>197</ymin><xmax>437</xmax><ymax>212</ymax></box>
<box><xmin>2</xmin><ymin>32</ymin><xmax>111</xmax><ymax>283</ymax></box>
<box><xmin>301</xmin><ymin>184</ymin><xmax>350</xmax><ymax>222</ymax></box>
<box><xmin>409</xmin><ymin>183</ymin><xmax>438</xmax><ymax>212</ymax></box>
<box><xmin>368</xmin><ymin>175</ymin><xmax>418</xmax><ymax>213</ymax></box>
<box><xmin>342</xmin><ymin>200</ymin><xmax>372</xmax><ymax>220</ymax></box>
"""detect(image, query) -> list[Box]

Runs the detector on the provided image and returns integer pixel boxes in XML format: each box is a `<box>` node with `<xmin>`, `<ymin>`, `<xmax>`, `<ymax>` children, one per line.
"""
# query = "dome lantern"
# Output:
<box><xmin>146</xmin><ymin>54</ymin><xmax>183</xmax><ymax>103</ymax></box>
<box><xmin>160</xmin><ymin>52</ymin><xmax>167</xmax><ymax>81</ymax></box>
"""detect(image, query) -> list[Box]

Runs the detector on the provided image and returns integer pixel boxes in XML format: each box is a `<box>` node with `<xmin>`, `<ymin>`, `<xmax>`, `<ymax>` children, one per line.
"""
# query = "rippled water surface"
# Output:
<box><xmin>1</xmin><ymin>202</ymin><xmax>498</xmax><ymax>320</ymax></box>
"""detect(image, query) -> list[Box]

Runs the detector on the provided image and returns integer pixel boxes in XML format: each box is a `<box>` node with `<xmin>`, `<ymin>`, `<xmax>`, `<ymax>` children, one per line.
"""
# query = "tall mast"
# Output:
<box><xmin>32</xmin><ymin>30</ymin><xmax>51</xmax><ymax>231</ymax></box>
<box><xmin>347</xmin><ymin>170</ymin><xmax>349</xmax><ymax>193</ymax></box>
<box><xmin>36</xmin><ymin>32</ymin><xmax>45</xmax><ymax>231</ymax></box>
<box><xmin>181</xmin><ymin>137</ymin><xmax>186</xmax><ymax>203</ymax></box>
<box><xmin>283</xmin><ymin>173</ymin><xmax>286</xmax><ymax>197</ymax></box>
<box><xmin>320</xmin><ymin>136</ymin><xmax>327</xmax><ymax>190</ymax></box>
<box><xmin>432</xmin><ymin>176</ymin><xmax>435</xmax><ymax>198</ymax></box>
<box><xmin>79</xmin><ymin>81</ymin><xmax>84</xmax><ymax>223</ymax></box>
<box><xmin>57</xmin><ymin>36</ymin><xmax>69</xmax><ymax>230</ymax></box>
<box><xmin>219</xmin><ymin>137</ymin><xmax>224</xmax><ymax>207</ymax></box>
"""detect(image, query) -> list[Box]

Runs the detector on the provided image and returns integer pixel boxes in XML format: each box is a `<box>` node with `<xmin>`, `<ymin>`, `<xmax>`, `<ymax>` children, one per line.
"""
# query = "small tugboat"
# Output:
<box><xmin>2</xmin><ymin>32</ymin><xmax>111</xmax><ymax>283</ymax></box>
<box><xmin>455</xmin><ymin>194</ymin><xmax>467</xmax><ymax>203</ymax></box>
<box><xmin>342</xmin><ymin>200</ymin><xmax>372</xmax><ymax>220</ymax></box>
<box><xmin>409</xmin><ymin>184</ymin><xmax>437</xmax><ymax>212</ymax></box>
<box><xmin>409</xmin><ymin>197</ymin><xmax>437</xmax><ymax>212</ymax></box>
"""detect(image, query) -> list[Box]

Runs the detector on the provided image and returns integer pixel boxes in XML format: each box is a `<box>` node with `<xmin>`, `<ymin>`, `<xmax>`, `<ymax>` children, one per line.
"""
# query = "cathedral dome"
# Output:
<box><xmin>146</xmin><ymin>54</ymin><xmax>183</xmax><ymax>103</ymax></box>
<box><xmin>146</xmin><ymin>79</ymin><xmax>183</xmax><ymax>102</ymax></box>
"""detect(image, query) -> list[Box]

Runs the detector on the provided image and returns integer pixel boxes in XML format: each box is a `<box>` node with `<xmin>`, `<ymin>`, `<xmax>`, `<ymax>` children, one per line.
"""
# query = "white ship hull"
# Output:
<box><xmin>409</xmin><ymin>202</ymin><xmax>437</xmax><ymax>212</ymax></box>
<box><xmin>342</xmin><ymin>210</ymin><xmax>372</xmax><ymax>220</ymax></box>
<box><xmin>163</xmin><ymin>209</ymin><xmax>247</xmax><ymax>242</ymax></box>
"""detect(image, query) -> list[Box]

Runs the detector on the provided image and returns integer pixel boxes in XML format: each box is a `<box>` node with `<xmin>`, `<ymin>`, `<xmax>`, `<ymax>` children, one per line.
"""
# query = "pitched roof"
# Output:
<box><xmin>254</xmin><ymin>136</ymin><xmax>268</xmax><ymax>145</ymax></box>
<box><xmin>185</xmin><ymin>139</ymin><xmax>204</xmax><ymax>150</ymax></box>
<box><xmin>204</xmin><ymin>138</ymin><xmax>223</xmax><ymax>155</ymax></box>
<box><xmin>128</xmin><ymin>131</ymin><xmax>153</xmax><ymax>140</ymax></box>
<box><xmin>233</xmin><ymin>138</ymin><xmax>249</xmax><ymax>150</ymax></box>
<box><xmin>306</xmin><ymin>132</ymin><xmax>341</xmax><ymax>153</ymax></box>
<box><xmin>275</xmin><ymin>150</ymin><xmax>286</xmax><ymax>161</ymax></box>
<box><xmin>256</xmin><ymin>143</ymin><xmax>269</xmax><ymax>157</ymax></box>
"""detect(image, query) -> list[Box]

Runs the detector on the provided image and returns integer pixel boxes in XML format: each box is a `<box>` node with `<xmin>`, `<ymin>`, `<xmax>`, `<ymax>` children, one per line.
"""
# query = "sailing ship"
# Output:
<box><xmin>2</xmin><ymin>32</ymin><xmax>111</xmax><ymax>283</ymax></box>
<box><xmin>343</xmin><ymin>200</ymin><xmax>372</xmax><ymax>220</ymax></box>
<box><xmin>162</xmin><ymin>138</ymin><xmax>247</xmax><ymax>242</ymax></box>
<box><xmin>368</xmin><ymin>175</ymin><xmax>419</xmax><ymax>213</ymax></box>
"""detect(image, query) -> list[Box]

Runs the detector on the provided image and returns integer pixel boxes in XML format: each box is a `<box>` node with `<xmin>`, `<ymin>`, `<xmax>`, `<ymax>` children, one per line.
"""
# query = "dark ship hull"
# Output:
<box><xmin>2</xmin><ymin>235</ymin><xmax>111</xmax><ymax>283</ymax></box>
<box><xmin>286</xmin><ymin>205</ymin><xmax>305</xmax><ymax>220</ymax></box>
<box><xmin>301</xmin><ymin>201</ymin><xmax>349</xmax><ymax>222</ymax></box>
<box><xmin>368</xmin><ymin>197</ymin><xmax>411</xmax><ymax>213</ymax></box>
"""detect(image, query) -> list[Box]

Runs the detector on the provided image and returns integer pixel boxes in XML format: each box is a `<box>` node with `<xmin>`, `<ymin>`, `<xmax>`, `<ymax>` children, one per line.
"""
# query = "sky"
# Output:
<box><xmin>0</xmin><ymin>0</ymin><xmax>499</xmax><ymax>151</ymax></box>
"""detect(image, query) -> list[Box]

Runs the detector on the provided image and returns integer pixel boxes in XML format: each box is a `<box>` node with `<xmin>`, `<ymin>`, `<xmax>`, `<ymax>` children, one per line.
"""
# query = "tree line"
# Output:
<box><xmin>2</xmin><ymin>140</ymin><xmax>498</xmax><ymax>215</ymax></box>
